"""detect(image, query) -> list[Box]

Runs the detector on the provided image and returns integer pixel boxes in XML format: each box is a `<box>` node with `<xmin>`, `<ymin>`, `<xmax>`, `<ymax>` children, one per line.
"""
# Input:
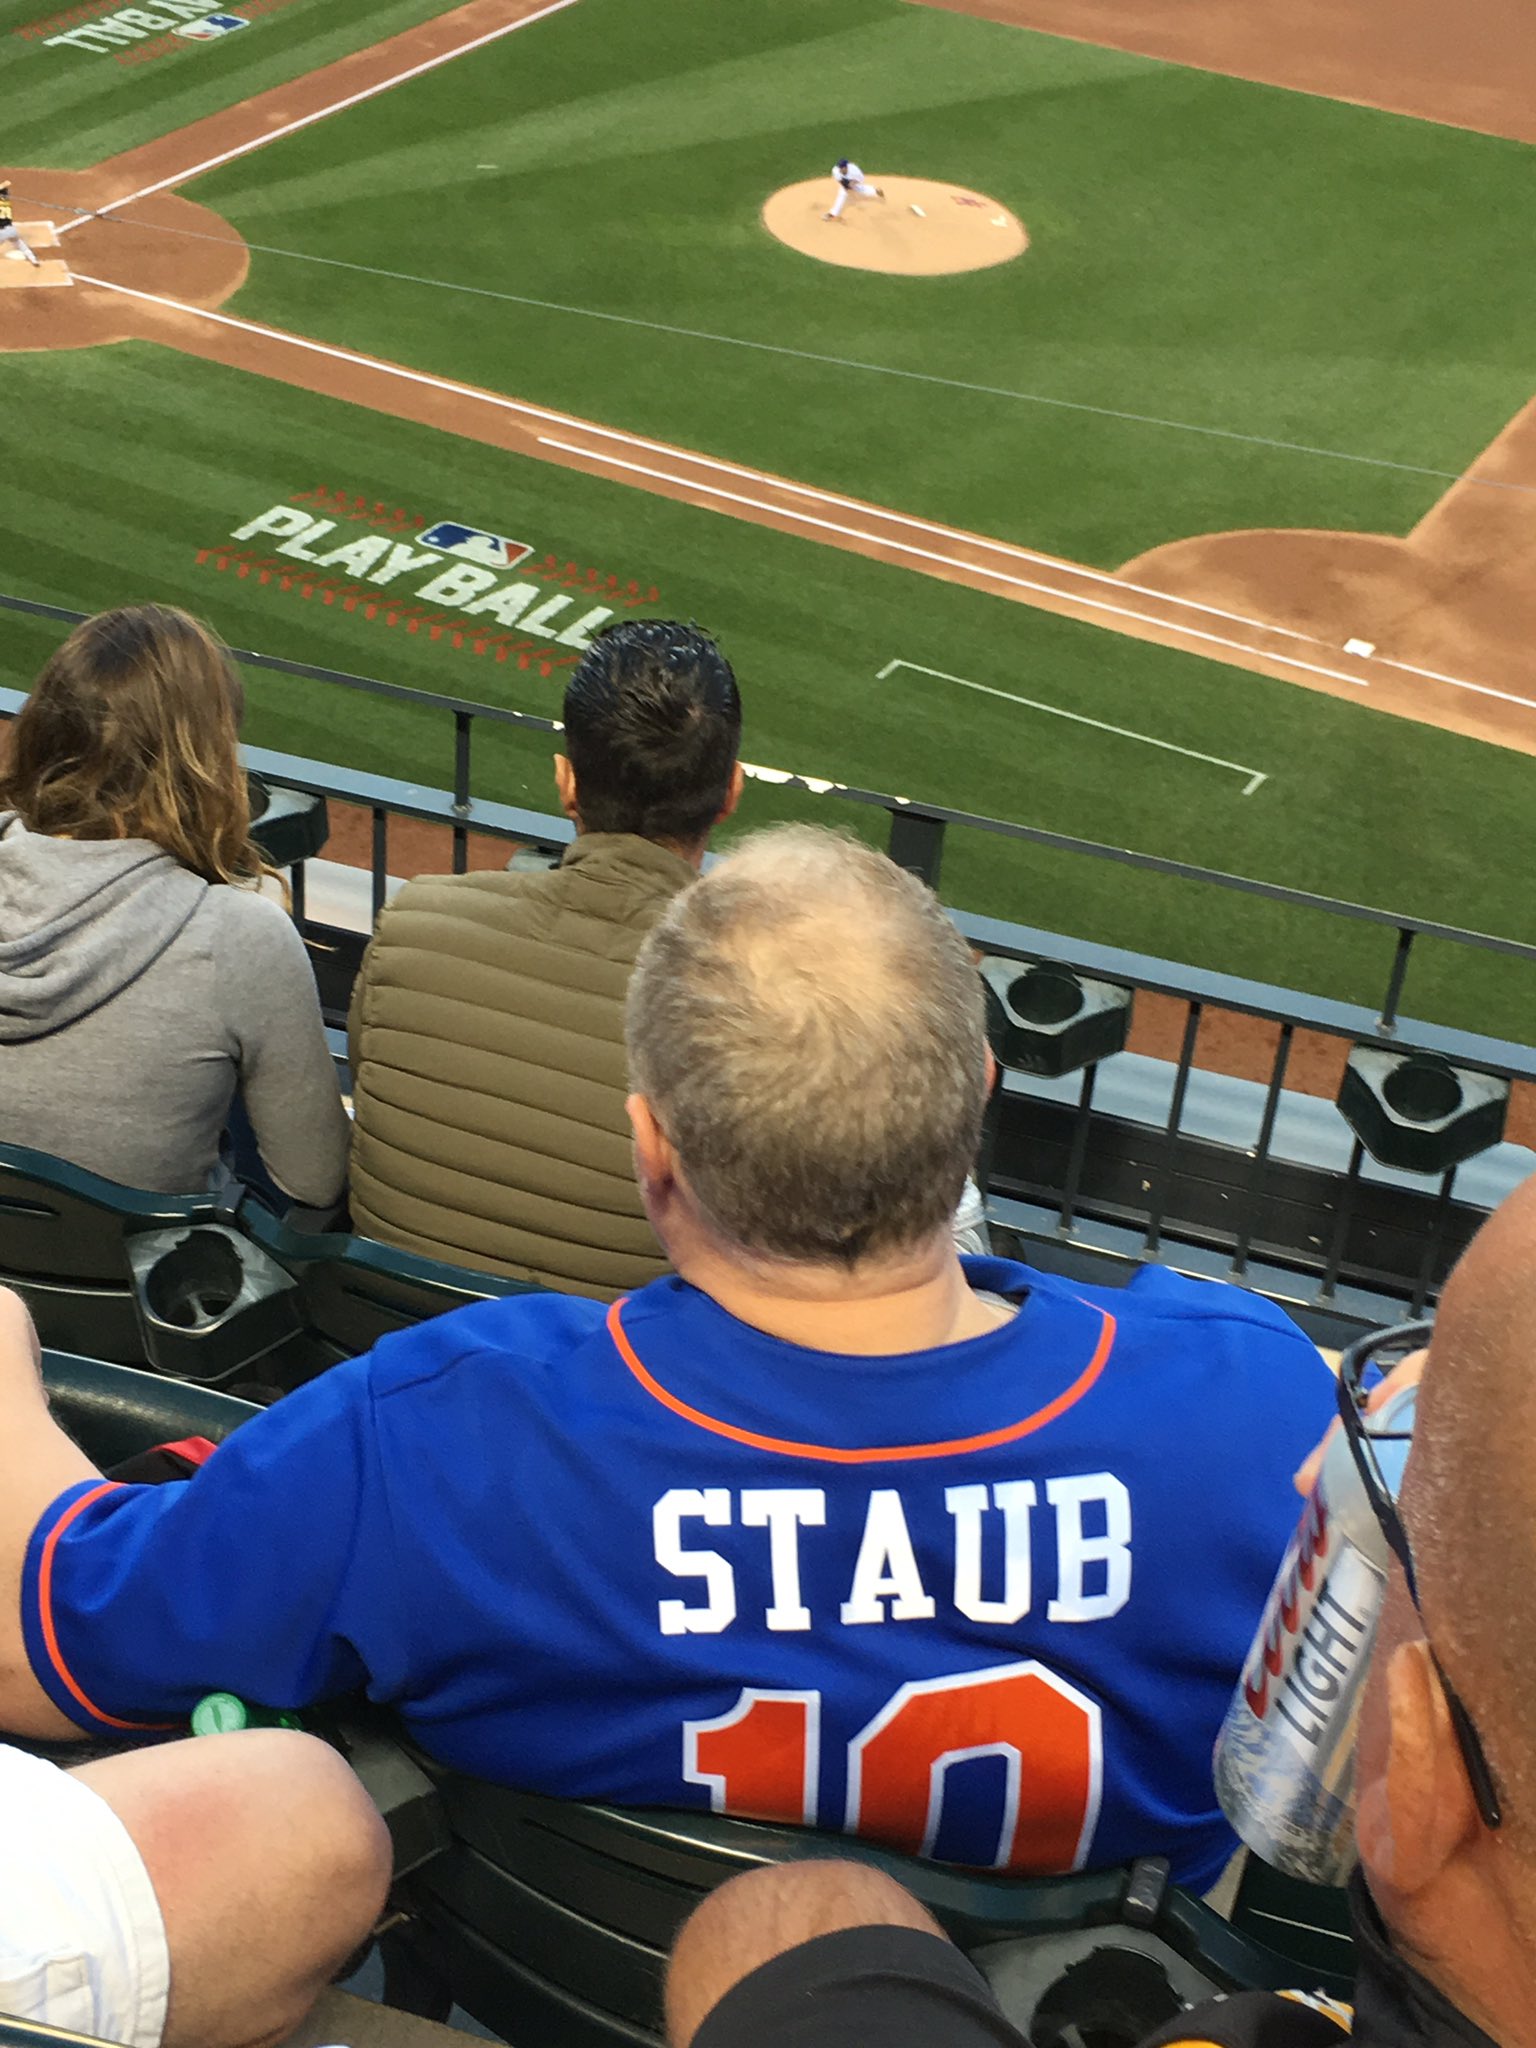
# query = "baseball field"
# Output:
<box><xmin>3</xmin><ymin>0</ymin><xmax>1535</xmax><ymax>1041</ymax></box>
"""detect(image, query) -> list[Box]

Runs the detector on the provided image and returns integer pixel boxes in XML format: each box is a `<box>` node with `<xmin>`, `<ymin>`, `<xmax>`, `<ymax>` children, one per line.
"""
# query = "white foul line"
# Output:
<box><xmin>877</xmin><ymin>659</ymin><xmax>1267</xmax><ymax>795</ymax></box>
<box><xmin>537</xmin><ymin>434</ymin><xmax>1384</xmax><ymax>691</ymax></box>
<box><xmin>61</xmin><ymin>271</ymin><xmax>1536</xmax><ymax>722</ymax></box>
<box><xmin>59</xmin><ymin>0</ymin><xmax>581</xmax><ymax>235</ymax></box>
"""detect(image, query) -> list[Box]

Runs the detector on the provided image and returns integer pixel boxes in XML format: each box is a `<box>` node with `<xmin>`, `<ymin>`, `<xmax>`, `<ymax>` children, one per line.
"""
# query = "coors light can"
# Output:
<box><xmin>1212</xmin><ymin>1385</ymin><xmax>1415</xmax><ymax>1883</ymax></box>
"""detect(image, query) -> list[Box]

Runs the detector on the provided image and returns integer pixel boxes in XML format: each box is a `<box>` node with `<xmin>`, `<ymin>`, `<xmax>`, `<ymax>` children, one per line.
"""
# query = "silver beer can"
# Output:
<box><xmin>1213</xmin><ymin>1385</ymin><xmax>1415</xmax><ymax>1883</ymax></box>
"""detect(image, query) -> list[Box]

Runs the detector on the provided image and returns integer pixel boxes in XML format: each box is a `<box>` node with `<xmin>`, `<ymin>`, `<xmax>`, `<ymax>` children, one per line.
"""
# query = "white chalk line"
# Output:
<box><xmin>29</xmin><ymin>198</ymin><xmax>1406</xmax><ymax>657</ymax></box>
<box><xmin>53</xmin><ymin>205</ymin><xmax>1536</xmax><ymax>513</ymax></box>
<box><xmin>538</xmin><ymin>434</ymin><xmax>1385</xmax><ymax>689</ymax></box>
<box><xmin>65</xmin><ymin>271</ymin><xmax>1536</xmax><ymax>721</ymax></box>
<box><xmin>878</xmin><ymin>659</ymin><xmax>1268</xmax><ymax>794</ymax></box>
<box><xmin>58</xmin><ymin>0</ymin><xmax>580</xmax><ymax>235</ymax></box>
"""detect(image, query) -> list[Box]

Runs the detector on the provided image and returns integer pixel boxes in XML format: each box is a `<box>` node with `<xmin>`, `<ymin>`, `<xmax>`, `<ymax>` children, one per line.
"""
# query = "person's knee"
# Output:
<box><xmin>76</xmin><ymin>1730</ymin><xmax>390</xmax><ymax>2048</ymax></box>
<box><xmin>84</xmin><ymin>1728</ymin><xmax>388</xmax><ymax>1923</ymax></box>
<box><xmin>666</xmin><ymin>1861</ymin><xmax>941</xmax><ymax>2048</ymax></box>
<box><xmin>233</xmin><ymin>1727</ymin><xmax>391</xmax><ymax>1904</ymax></box>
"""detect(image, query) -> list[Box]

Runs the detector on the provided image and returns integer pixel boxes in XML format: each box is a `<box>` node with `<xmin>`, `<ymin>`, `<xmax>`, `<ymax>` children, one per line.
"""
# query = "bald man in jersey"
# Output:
<box><xmin>0</xmin><ymin>827</ymin><xmax>1332</xmax><ymax>1897</ymax></box>
<box><xmin>665</xmin><ymin>1172</ymin><xmax>1536</xmax><ymax>2048</ymax></box>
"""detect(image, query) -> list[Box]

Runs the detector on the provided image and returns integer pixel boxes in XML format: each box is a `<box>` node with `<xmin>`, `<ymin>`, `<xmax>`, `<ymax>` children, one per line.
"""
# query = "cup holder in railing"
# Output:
<box><xmin>128</xmin><ymin>1222</ymin><xmax>304</xmax><ymax>1389</ymax></box>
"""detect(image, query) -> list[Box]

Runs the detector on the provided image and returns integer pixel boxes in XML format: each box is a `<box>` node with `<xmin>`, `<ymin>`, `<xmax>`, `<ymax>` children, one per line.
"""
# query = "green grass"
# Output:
<box><xmin>0</xmin><ymin>0</ymin><xmax>466</xmax><ymax>168</ymax></box>
<box><xmin>2</xmin><ymin>342</ymin><xmax>1533</xmax><ymax>1043</ymax></box>
<box><xmin>180</xmin><ymin>0</ymin><xmax>1536</xmax><ymax>566</ymax></box>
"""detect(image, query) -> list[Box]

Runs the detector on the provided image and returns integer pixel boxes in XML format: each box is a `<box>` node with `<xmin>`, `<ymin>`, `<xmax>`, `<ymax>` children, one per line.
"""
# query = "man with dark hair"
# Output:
<box><xmin>347</xmin><ymin>619</ymin><xmax>743</xmax><ymax>1297</ymax></box>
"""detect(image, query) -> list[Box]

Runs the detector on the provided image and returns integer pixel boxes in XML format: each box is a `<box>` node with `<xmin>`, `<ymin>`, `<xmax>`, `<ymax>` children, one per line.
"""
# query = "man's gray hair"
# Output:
<box><xmin>626</xmin><ymin>824</ymin><xmax>988</xmax><ymax>1266</ymax></box>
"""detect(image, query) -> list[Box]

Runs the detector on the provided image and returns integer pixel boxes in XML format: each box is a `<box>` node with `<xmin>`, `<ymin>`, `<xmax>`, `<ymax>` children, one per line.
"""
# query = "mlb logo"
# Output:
<box><xmin>175</xmin><ymin>13</ymin><xmax>249</xmax><ymax>37</ymax></box>
<box><xmin>420</xmin><ymin>522</ymin><xmax>534</xmax><ymax>571</ymax></box>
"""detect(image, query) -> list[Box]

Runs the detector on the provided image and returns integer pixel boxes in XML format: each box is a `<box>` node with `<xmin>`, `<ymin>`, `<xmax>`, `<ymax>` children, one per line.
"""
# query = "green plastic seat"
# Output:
<box><xmin>0</xmin><ymin>1140</ymin><xmax>218</xmax><ymax>1366</ymax></box>
<box><xmin>241</xmin><ymin>1206</ymin><xmax>537</xmax><ymax>1375</ymax></box>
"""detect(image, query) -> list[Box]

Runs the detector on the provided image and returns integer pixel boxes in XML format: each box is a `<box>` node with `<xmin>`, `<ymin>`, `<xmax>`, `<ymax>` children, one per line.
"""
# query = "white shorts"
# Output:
<box><xmin>0</xmin><ymin>1744</ymin><xmax>170</xmax><ymax>2048</ymax></box>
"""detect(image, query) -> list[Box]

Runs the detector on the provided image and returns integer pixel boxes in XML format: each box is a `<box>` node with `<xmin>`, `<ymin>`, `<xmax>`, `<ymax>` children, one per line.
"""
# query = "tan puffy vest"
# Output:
<box><xmin>347</xmin><ymin>834</ymin><xmax>695</xmax><ymax>1301</ymax></box>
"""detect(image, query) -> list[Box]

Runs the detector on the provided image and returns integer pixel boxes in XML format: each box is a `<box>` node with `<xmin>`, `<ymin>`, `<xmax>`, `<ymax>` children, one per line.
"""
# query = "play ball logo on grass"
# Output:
<box><xmin>175</xmin><ymin>12</ymin><xmax>248</xmax><ymax>35</ymax></box>
<box><xmin>419</xmin><ymin>522</ymin><xmax>533</xmax><ymax>571</ymax></box>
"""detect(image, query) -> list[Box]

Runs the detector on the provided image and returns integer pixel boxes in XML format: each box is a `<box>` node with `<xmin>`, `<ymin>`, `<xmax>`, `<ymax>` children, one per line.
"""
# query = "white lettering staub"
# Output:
<box><xmin>652</xmin><ymin>1479</ymin><xmax>1132</xmax><ymax>1637</ymax></box>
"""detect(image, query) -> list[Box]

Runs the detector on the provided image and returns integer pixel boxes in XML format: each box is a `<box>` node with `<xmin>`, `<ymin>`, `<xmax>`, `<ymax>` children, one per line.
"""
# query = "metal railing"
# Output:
<box><xmin>3</xmin><ymin>595</ymin><xmax>1532</xmax><ymax>1332</ymax></box>
<box><xmin>6</xmin><ymin>591</ymin><xmax>1534</xmax><ymax>1034</ymax></box>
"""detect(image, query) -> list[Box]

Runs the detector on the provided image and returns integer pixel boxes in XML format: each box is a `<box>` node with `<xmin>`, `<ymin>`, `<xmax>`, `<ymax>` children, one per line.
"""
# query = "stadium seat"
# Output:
<box><xmin>36</xmin><ymin>1354</ymin><xmax>1357</xmax><ymax>2048</ymax></box>
<box><xmin>241</xmin><ymin>1206</ymin><xmax>538</xmax><ymax>1374</ymax></box>
<box><xmin>375</xmin><ymin>1776</ymin><xmax>1358</xmax><ymax>2048</ymax></box>
<box><xmin>0</xmin><ymin>1138</ymin><xmax>536</xmax><ymax>1388</ymax></box>
<box><xmin>0</xmin><ymin>1139</ymin><xmax>219</xmax><ymax>1366</ymax></box>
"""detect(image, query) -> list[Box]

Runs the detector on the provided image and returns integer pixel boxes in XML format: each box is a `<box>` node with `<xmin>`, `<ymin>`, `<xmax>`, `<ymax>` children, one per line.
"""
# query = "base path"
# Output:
<box><xmin>79</xmin><ymin>0</ymin><xmax>578</xmax><ymax>207</ymax></box>
<box><xmin>904</xmin><ymin>0</ymin><xmax>1536</xmax><ymax>145</ymax></box>
<box><xmin>0</xmin><ymin>173</ymin><xmax>245</xmax><ymax>347</ymax></box>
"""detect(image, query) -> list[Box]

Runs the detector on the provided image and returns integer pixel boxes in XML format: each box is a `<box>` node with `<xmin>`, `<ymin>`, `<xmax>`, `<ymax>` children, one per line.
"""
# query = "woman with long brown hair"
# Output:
<box><xmin>0</xmin><ymin>604</ymin><xmax>348</xmax><ymax>1201</ymax></box>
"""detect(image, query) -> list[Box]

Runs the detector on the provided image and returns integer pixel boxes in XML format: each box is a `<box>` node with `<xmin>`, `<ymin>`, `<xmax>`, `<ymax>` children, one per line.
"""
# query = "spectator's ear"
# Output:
<box><xmin>715</xmin><ymin>763</ymin><xmax>746</xmax><ymax>824</ymax></box>
<box><xmin>1358</xmin><ymin>1638</ymin><xmax>1479</xmax><ymax>1898</ymax></box>
<box><xmin>627</xmin><ymin>1093</ymin><xmax>676</xmax><ymax>1198</ymax></box>
<box><xmin>553</xmin><ymin>753</ymin><xmax>581</xmax><ymax>825</ymax></box>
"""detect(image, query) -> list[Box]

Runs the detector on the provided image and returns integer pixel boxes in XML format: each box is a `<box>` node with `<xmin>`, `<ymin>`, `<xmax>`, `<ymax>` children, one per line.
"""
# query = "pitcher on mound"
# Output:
<box><xmin>824</xmin><ymin>159</ymin><xmax>884</xmax><ymax>222</ymax></box>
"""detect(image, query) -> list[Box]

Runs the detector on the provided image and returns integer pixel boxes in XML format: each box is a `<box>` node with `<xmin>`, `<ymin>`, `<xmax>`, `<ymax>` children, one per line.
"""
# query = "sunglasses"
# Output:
<box><xmin>1337</xmin><ymin>1322</ymin><xmax>1502</xmax><ymax>1830</ymax></box>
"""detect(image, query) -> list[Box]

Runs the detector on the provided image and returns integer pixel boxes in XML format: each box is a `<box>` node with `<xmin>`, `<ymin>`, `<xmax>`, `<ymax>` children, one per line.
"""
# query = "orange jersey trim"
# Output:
<box><xmin>37</xmin><ymin>1482</ymin><xmax>181</xmax><ymax>1733</ymax></box>
<box><xmin>607</xmin><ymin>1297</ymin><xmax>1115</xmax><ymax>1463</ymax></box>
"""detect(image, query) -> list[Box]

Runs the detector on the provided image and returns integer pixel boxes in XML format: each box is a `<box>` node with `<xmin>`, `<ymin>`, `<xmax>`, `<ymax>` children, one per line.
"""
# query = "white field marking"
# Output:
<box><xmin>877</xmin><ymin>659</ymin><xmax>1267</xmax><ymax>795</ymax></box>
<box><xmin>536</xmin><ymin>440</ymin><xmax>1536</xmax><ymax>717</ymax></box>
<box><xmin>58</xmin><ymin>0</ymin><xmax>580</xmax><ymax>235</ymax></box>
<box><xmin>536</xmin><ymin>417</ymin><xmax>1347</xmax><ymax>646</ymax></box>
<box><xmin>65</xmin><ymin>271</ymin><xmax>1536</xmax><ymax>721</ymax></box>
<box><xmin>51</xmin><ymin>219</ymin><xmax>1536</xmax><ymax>513</ymax></box>
<box><xmin>537</xmin><ymin>433</ymin><xmax>1386</xmax><ymax>692</ymax></box>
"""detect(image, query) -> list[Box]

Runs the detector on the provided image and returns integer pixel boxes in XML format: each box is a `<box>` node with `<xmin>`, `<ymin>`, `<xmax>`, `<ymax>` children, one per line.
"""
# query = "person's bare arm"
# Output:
<box><xmin>0</xmin><ymin>1287</ymin><xmax>103</xmax><ymax>1735</ymax></box>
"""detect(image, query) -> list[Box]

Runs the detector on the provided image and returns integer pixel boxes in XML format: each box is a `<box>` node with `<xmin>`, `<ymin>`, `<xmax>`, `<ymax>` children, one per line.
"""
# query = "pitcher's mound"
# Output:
<box><xmin>763</xmin><ymin>177</ymin><xmax>1026</xmax><ymax>276</ymax></box>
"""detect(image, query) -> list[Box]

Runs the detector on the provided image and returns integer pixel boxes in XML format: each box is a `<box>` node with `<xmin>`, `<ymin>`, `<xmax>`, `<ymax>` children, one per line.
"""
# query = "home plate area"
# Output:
<box><xmin>0</xmin><ymin>222</ymin><xmax>72</xmax><ymax>289</ymax></box>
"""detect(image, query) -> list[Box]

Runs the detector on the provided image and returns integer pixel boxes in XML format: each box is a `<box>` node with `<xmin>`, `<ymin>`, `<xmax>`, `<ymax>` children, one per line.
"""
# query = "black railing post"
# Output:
<box><xmin>1377</xmin><ymin>926</ymin><xmax>1416</xmax><ymax>1034</ymax></box>
<box><xmin>1058</xmin><ymin>1064</ymin><xmax>1098</xmax><ymax>1236</ymax></box>
<box><xmin>886</xmin><ymin>808</ymin><xmax>945</xmax><ymax>889</ymax></box>
<box><xmin>1317</xmin><ymin>1136</ymin><xmax>1367</xmax><ymax>1302</ymax></box>
<box><xmin>452</xmin><ymin>711</ymin><xmax>473</xmax><ymax>876</ymax></box>
<box><xmin>1231</xmin><ymin>1021</ymin><xmax>1293</xmax><ymax>1279</ymax></box>
<box><xmin>289</xmin><ymin>859</ymin><xmax>307</xmax><ymax>934</ymax></box>
<box><xmin>1145</xmin><ymin>1002</ymin><xmax>1202</xmax><ymax>1255</ymax></box>
<box><xmin>371</xmin><ymin>807</ymin><xmax>389</xmax><ymax>923</ymax></box>
<box><xmin>1410</xmin><ymin>1166</ymin><xmax>1458</xmax><ymax>1316</ymax></box>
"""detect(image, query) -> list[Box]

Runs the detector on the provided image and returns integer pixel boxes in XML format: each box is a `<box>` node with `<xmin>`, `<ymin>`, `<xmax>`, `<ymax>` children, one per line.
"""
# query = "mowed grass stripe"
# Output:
<box><xmin>1</xmin><ymin>342</ymin><xmax>1532</xmax><ymax>1041</ymax></box>
<box><xmin>0</xmin><ymin>0</ymin><xmax>467</xmax><ymax>171</ymax></box>
<box><xmin>187</xmin><ymin>0</ymin><xmax>1536</xmax><ymax>565</ymax></box>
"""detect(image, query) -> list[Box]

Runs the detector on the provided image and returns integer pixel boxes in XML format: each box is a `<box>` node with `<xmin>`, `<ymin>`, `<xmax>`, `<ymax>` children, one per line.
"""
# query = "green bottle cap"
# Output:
<box><xmin>191</xmin><ymin>1692</ymin><xmax>301</xmax><ymax>1735</ymax></box>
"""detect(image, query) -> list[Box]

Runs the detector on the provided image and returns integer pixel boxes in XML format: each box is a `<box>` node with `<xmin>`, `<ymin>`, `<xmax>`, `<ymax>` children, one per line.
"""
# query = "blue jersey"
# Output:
<box><xmin>22</xmin><ymin>1259</ymin><xmax>1333</xmax><ymax>1889</ymax></box>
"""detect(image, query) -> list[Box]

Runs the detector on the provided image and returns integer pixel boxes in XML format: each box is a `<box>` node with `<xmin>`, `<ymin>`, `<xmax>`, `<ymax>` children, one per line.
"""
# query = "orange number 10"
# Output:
<box><xmin>684</xmin><ymin>1659</ymin><xmax>1101</xmax><ymax>1872</ymax></box>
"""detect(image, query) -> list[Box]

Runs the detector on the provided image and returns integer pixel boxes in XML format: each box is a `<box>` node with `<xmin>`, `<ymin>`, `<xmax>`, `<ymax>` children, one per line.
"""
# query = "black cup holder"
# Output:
<box><xmin>1031</xmin><ymin>1949</ymin><xmax>1183</xmax><ymax>2048</ymax></box>
<box><xmin>1007</xmin><ymin>966</ymin><xmax>1085</xmax><ymax>1027</ymax></box>
<box><xmin>1381</xmin><ymin>1055</ymin><xmax>1462</xmax><ymax>1125</ymax></box>
<box><xmin>129</xmin><ymin>1223</ymin><xmax>303</xmax><ymax>1388</ymax></box>
<box><xmin>141</xmin><ymin>1229</ymin><xmax>247</xmax><ymax>1330</ymax></box>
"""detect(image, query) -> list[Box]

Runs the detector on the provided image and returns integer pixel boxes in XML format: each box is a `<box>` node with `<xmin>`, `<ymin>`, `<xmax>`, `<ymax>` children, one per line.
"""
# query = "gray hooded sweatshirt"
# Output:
<box><xmin>0</xmin><ymin>814</ymin><xmax>348</xmax><ymax>1200</ymax></box>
